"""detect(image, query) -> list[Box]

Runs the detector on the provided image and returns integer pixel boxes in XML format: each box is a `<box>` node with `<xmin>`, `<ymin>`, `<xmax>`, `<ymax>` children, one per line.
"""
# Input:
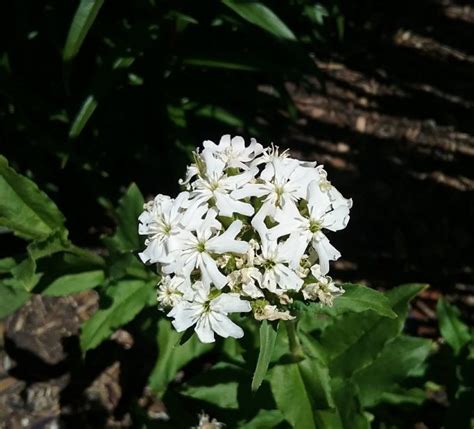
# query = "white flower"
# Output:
<box><xmin>157</xmin><ymin>275</ymin><xmax>189</xmax><ymax>309</ymax></box>
<box><xmin>168</xmin><ymin>281</ymin><xmax>251</xmax><ymax>343</ymax></box>
<box><xmin>228</xmin><ymin>267</ymin><xmax>264</xmax><ymax>298</ymax></box>
<box><xmin>192</xmin><ymin>412</ymin><xmax>224</xmax><ymax>429</ymax></box>
<box><xmin>166</xmin><ymin>209</ymin><xmax>249</xmax><ymax>289</ymax></box>
<box><xmin>254</xmin><ymin>304</ymin><xmax>295</xmax><ymax>321</ymax></box>
<box><xmin>269</xmin><ymin>179</ymin><xmax>351</xmax><ymax>274</ymax></box>
<box><xmin>203</xmin><ymin>134</ymin><xmax>263</xmax><ymax>169</ymax></box>
<box><xmin>139</xmin><ymin>136</ymin><xmax>351</xmax><ymax>342</ymax></box>
<box><xmin>138</xmin><ymin>192</ymin><xmax>207</xmax><ymax>264</ymax></box>
<box><xmin>190</xmin><ymin>149</ymin><xmax>258</xmax><ymax>217</ymax></box>
<box><xmin>255</xmin><ymin>240</ymin><xmax>303</xmax><ymax>294</ymax></box>
<box><xmin>302</xmin><ymin>264</ymin><xmax>343</xmax><ymax>306</ymax></box>
<box><xmin>232</xmin><ymin>158</ymin><xmax>317</xmax><ymax>241</ymax></box>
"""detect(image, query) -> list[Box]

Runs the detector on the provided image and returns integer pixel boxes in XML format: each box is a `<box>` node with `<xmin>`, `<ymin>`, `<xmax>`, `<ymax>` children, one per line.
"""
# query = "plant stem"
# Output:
<box><xmin>285</xmin><ymin>320</ymin><xmax>304</xmax><ymax>360</ymax></box>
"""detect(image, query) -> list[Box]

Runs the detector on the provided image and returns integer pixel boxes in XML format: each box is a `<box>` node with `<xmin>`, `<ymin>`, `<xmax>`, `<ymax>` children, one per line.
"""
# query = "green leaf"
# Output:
<box><xmin>0</xmin><ymin>257</ymin><xmax>16</xmax><ymax>274</ymax></box>
<box><xmin>103</xmin><ymin>183</ymin><xmax>144</xmax><ymax>253</ymax></box>
<box><xmin>252</xmin><ymin>321</ymin><xmax>278</xmax><ymax>392</ymax></box>
<box><xmin>223</xmin><ymin>0</ymin><xmax>297</xmax><ymax>41</ymax></box>
<box><xmin>270</xmin><ymin>362</ymin><xmax>317</xmax><ymax>429</ymax></box>
<box><xmin>437</xmin><ymin>298</ymin><xmax>471</xmax><ymax>355</ymax></box>
<box><xmin>180</xmin><ymin>362</ymin><xmax>241</xmax><ymax>409</ymax></box>
<box><xmin>183</xmin><ymin>57</ymin><xmax>260</xmax><ymax>71</ymax></box>
<box><xmin>68</xmin><ymin>95</ymin><xmax>98</xmax><ymax>139</ymax></box>
<box><xmin>11</xmin><ymin>232</ymin><xmax>71</xmax><ymax>291</ymax></box>
<box><xmin>330</xmin><ymin>379</ymin><xmax>370</xmax><ymax>429</ymax></box>
<box><xmin>63</xmin><ymin>0</ymin><xmax>105</xmax><ymax>62</ymax></box>
<box><xmin>354</xmin><ymin>335</ymin><xmax>432</xmax><ymax>407</ymax></box>
<box><xmin>300</xmin><ymin>357</ymin><xmax>334</xmax><ymax>410</ymax></box>
<box><xmin>0</xmin><ymin>155</ymin><xmax>66</xmax><ymax>240</ymax></box>
<box><xmin>379</xmin><ymin>387</ymin><xmax>426</xmax><ymax>406</ymax></box>
<box><xmin>149</xmin><ymin>318</ymin><xmax>212</xmax><ymax>394</ymax></box>
<box><xmin>0</xmin><ymin>283</ymin><xmax>30</xmax><ymax>319</ymax></box>
<box><xmin>42</xmin><ymin>270</ymin><xmax>105</xmax><ymax>296</ymax></box>
<box><xmin>334</xmin><ymin>284</ymin><xmax>397</xmax><ymax>318</ymax></box>
<box><xmin>319</xmin><ymin>283</ymin><xmax>427</xmax><ymax>378</ymax></box>
<box><xmin>194</xmin><ymin>105</ymin><xmax>246</xmax><ymax>128</ymax></box>
<box><xmin>240</xmin><ymin>410</ymin><xmax>284</xmax><ymax>429</ymax></box>
<box><xmin>80</xmin><ymin>279</ymin><xmax>154</xmax><ymax>352</ymax></box>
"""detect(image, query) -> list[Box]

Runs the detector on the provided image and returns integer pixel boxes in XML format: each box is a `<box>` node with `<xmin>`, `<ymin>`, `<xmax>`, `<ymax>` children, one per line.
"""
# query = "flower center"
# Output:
<box><xmin>209</xmin><ymin>180</ymin><xmax>220</xmax><ymax>191</ymax></box>
<box><xmin>309</xmin><ymin>219</ymin><xmax>322</xmax><ymax>234</ymax></box>
<box><xmin>262</xmin><ymin>259</ymin><xmax>276</xmax><ymax>270</ymax></box>
<box><xmin>196</xmin><ymin>241</ymin><xmax>207</xmax><ymax>253</ymax></box>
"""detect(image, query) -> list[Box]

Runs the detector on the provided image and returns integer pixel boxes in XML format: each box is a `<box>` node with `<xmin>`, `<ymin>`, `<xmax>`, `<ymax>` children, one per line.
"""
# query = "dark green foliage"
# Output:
<box><xmin>0</xmin><ymin>0</ymin><xmax>342</xmax><ymax>246</ymax></box>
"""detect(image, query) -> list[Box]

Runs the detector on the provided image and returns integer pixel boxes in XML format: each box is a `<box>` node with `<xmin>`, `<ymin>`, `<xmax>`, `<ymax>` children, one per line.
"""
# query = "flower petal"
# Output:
<box><xmin>211</xmin><ymin>293</ymin><xmax>251</xmax><ymax>313</ymax></box>
<box><xmin>195</xmin><ymin>315</ymin><xmax>215</xmax><ymax>343</ymax></box>
<box><xmin>200</xmin><ymin>252</ymin><xmax>228</xmax><ymax>289</ymax></box>
<box><xmin>312</xmin><ymin>233</ymin><xmax>341</xmax><ymax>275</ymax></box>
<box><xmin>209</xmin><ymin>312</ymin><xmax>244</xmax><ymax>339</ymax></box>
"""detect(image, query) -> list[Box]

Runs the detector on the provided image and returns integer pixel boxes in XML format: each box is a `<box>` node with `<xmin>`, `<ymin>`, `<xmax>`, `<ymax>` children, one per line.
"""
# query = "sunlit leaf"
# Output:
<box><xmin>354</xmin><ymin>335</ymin><xmax>432</xmax><ymax>406</ymax></box>
<box><xmin>103</xmin><ymin>183</ymin><xmax>144</xmax><ymax>253</ymax></box>
<box><xmin>63</xmin><ymin>0</ymin><xmax>105</xmax><ymax>61</ymax></box>
<box><xmin>252</xmin><ymin>321</ymin><xmax>278</xmax><ymax>392</ymax></box>
<box><xmin>0</xmin><ymin>155</ymin><xmax>66</xmax><ymax>240</ymax></box>
<box><xmin>334</xmin><ymin>284</ymin><xmax>397</xmax><ymax>318</ymax></box>
<box><xmin>42</xmin><ymin>270</ymin><xmax>105</xmax><ymax>296</ymax></box>
<box><xmin>68</xmin><ymin>95</ymin><xmax>98</xmax><ymax>139</ymax></box>
<box><xmin>223</xmin><ymin>0</ymin><xmax>296</xmax><ymax>41</ymax></box>
<box><xmin>80</xmin><ymin>279</ymin><xmax>154</xmax><ymax>352</ymax></box>
<box><xmin>437</xmin><ymin>298</ymin><xmax>471</xmax><ymax>355</ymax></box>
<box><xmin>149</xmin><ymin>318</ymin><xmax>212</xmax><ymax>394</ymax></box>
<box><xmin>319</xmin><ymin>283</ymin><xmax>427</xmax><ymax>378</ymax></box>
<box><xmin>0</xmin><ymin>282</ymin><xmax>30</xmax><ymax>319</ymax></box>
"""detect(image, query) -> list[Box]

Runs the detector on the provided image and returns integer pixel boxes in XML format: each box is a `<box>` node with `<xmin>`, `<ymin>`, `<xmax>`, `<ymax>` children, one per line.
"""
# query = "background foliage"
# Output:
<box><xmin>0</xmin><ymin>1</ymin><xmax>472</xmax><ymax>428</ymax></box>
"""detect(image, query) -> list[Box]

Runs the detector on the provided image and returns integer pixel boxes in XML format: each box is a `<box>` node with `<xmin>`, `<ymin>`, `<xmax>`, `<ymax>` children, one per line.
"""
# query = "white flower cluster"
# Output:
<box><xmin>138</xmin><ymin>135</ymin><xmax>352</xmax><ymax>343</ymax></box>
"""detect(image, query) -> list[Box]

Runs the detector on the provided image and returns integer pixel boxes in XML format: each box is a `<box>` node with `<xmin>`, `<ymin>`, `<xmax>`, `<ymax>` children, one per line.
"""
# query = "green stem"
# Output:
<box><xmin>285</xmin><ymin>320</ymin><xmax>304</xmax><ymax>359</ymax></box>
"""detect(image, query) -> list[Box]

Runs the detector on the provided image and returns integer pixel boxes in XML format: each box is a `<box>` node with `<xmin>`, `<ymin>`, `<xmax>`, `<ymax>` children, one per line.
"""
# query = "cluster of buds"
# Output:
<box><xmin>138</xmin><ymin>135</ymin><xmax>352</xmax><ymax>343</ymax></box>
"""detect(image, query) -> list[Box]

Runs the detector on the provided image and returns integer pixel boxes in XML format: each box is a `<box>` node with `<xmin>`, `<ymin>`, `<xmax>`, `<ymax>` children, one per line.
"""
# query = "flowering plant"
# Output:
<box><xmin>138</xmin><ymin>135</ymin><xmax>352</xmax><ymax>343</ymax></box>
<box><xmin>0</xmin><ymin>153</ymin><xmax>434</xmax><ymax>428</ymax></box>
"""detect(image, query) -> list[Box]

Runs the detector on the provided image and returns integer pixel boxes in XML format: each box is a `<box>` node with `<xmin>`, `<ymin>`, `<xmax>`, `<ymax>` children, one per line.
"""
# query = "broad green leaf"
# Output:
<box><xmin>80</xmin><ymin>279</ymin><xmax>154</xmax><ymax>352</ymax></box>
<box><xmin>11</xmin><ymin>232</ymin><xmax>71</xmax><ymax>291</ymax></box>
<box><xmin>330</xmin><ymin>379</ymin><xmax>370</xmax><ymax>429</ymax></box>
<box><xmin>103</xmin><ymin>183</ymin><xmax>144</xmax><ymax>253</ymax></box>
<box><xmin>334</xmin><ymin>284</ymin><xmax>397</xmax><ymax>318</ymax></box>
<box><xmin>42</xmin><ymin>270</ymin><xmax>105</xmax><ymax>296</ymax></box>
<box><xmin>300</xmin><ymin>356</ymin><xmax>335</xmax><ymax>411</ymax></box>
<box><xmin>354</xmin><ymin>335</ymin><xmax>432</xmax><ymax>407</ymax></box>
<box><xmin>68</xmin><ymin>95</ymin><xmax>98</xmax><ymax>138</ymax></box>
<box><xmin>270</xmin><ymin>358</ymin><xmax>335</xmax><ymax>429</ymax></box>
<box><xmin>223</xmin><ymin>0</ymin><xmax>296</xmax><ymax>41</ymax></box>
<box><xmin>0</xmin><ymin>283</ymin><xmax>30</xmax><ymax>319</ymax></box>
<box><xmin>252</xmin><ymin>321</ymin><xmax>278</xmax><ymax>392</ymax></box>
<box><xmin>149</xmin><ymin>318</ymin><xmax>212</xmax><ymax>394</ymax></box>
<box><xmin>108</xmin><ymin>253</ymin><xmax>150</xmax><ymax>281</ymax></box>
<box><xmin>182</xmin><ymin>382</ymin><xmax>239</xmax><ymax>409</ymax></box>
<box><xmin>240</xmin><ymin>410</ymin><xmax>284</xmax><ymax>429</ymax></box>
<box><xmin>270</xmin><ymin>363</ymin><xmax>316</xmax><ymax>429</ymax></box>
<box><xmin>0</xmin><ymin>257</ymin><xmax>15</xmax><ymax>274</ymax></box>
<box><xmin>0</xmin><ymin>155</ymin><xmax>66</xmax><ymax>240</ymax></box>
<box><xmin>63</xmin><ymin>0</ymin><xmax>105</xmax><ymax>61</ymax></box>
<box><xmin>319</xmin><ymin>283</ymin><xmax>427</xmax><ymax>378</ymax></box>
<box><xmin>437</xmin><ymin>298</ymin><xmax>471</xmax><ymax>355</ymax></box>
<box><xmin>180</xmin><ymin>363</ymin><xmax>241</xmax><ymax>409</ymax></box>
